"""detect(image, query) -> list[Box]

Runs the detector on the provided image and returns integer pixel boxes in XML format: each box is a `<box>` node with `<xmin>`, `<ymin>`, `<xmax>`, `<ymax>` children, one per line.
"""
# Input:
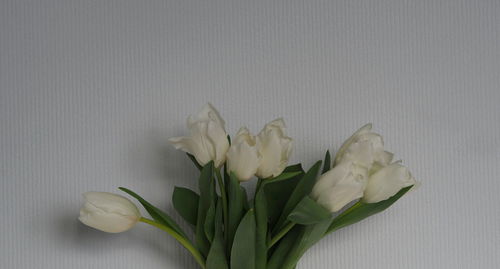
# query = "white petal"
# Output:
<box><xmin>256</xmin><ymin>131</ymin><xmax>283</xmax><ymax>178</ymax></box>
<box><xmin>188</xmin><ymin>103</ymin><xmax>226</xmax><ymax>130</ymax></box>
<box><xmin>334</xmin><ymin>123</ymin><xmax>372</xmax><ymax>165</ymax></box>
<box><xmin>79</xmin><ymin>192</ymin><xmax>141</xmax><ymax>233</ymax></box>
<box><xmin>316</xmin><ymin>180</ymin><xmax>365</xmax><ymax>212</ymax></box>
<box><xmin>206</xmin><ymin>121</ymin><xmax>230</xmax><ymax>167</ymax></box>
<box><xmin>312</xmin><ymin>162</ymin><xmax>367</xmax><ymax>212</ymax></box>
<box><xmin>226</xmin><ymin>141</ymin><xmax>260</xmax><ymax>181</ymax></box>
<box><xmin>255</xmin><ymin>118</ymin><xmax>293</xmax><ymax>178</ymax></box>
<box><xmin>363</xmin><ymin>163</ymin><xmax>416</xmax><ymax>203</ymax></box>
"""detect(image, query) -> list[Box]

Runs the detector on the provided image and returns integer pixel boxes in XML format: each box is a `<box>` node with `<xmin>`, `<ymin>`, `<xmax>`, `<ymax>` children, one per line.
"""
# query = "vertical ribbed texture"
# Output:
<box><xmin>1</xmin><ymin>0</ymin><xmax>499</xmax><ymax>268</ymax></box>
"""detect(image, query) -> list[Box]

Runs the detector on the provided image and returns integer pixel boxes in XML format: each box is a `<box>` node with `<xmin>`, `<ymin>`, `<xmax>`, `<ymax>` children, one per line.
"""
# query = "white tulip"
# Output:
<box><xmin>79</xmin><ymin>192</ymin><xmax>141</xmax><ymax>233</ymax></box>
<box><xmin>311</xmin><ymin>162</ymin><xmax>368</xmax><ymax>212</ymax></box>
<box><xmin>255</xmin><ymin>118</ymin><xmax>293</xmax><ymax>179</ymax></box>
<box><xmin>363</xmin><ymin>163</ymin><xmax>417</xmax><ymax>203</ymax></box>
<box><xmin>169</xmin><ymin>103</ymin><xmax>230</xmax><ymax>167</ymax></box>
<box><xmin>226</xmin><ymin>127</ymin><xmax>261</xmax><ymax>181</ymax></box>
<box><xmin>335</xmin><ymin>124</ymin><xmax>393</xmax><ymax>170</ymax></box>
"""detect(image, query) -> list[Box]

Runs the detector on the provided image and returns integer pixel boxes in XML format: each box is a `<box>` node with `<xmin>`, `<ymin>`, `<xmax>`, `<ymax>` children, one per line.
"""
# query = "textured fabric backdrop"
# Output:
<box><xmin>1</xmin><ymin>0</ymin><xmax>499</xmax><ymax>268</ymax></box>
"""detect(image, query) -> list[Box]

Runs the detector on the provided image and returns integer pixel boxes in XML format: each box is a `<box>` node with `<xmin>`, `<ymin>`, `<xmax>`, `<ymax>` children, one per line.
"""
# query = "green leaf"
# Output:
<box><xmin>287</xmin><ymin>196</ymin><xmax>331</xmax><ymax>225</ymax></box>
<box><xmin>322</xmin><ymin>150</ymin><xmax>331</xmax><ymax>174</ymax></box>
<box><xmin>273</xmin><ymin>161</ymin><xmax>322</xmax><ymax>233</ymax></box>
<box><xmin>283</xmin><ymin>163</ymin><xmax>304</xmax><ymax>173</ymax></box>
<box><xmin>326</xmin><ymin>185</ymin><xmax>414</xmax><ymax>234</ymax></box>
<box><xmin>195</xmin><ymin>161</ymin><xmax>215</xmax><ymax>256</ymax></box>
<box><xmin>186</xmin><ymin>153</ymin><xmax>202</xmax><ymax>170</ymax></box>
<box><xmin>204</xmin><ymin>200</ymin><xmax>216</xmax><ymax>243</ymax></box>
<box><xmin>227</xmin><ymin>172</ymin><xmax>246</xmax><ymax>253</ymax></box>
<box><xmin>264</xmin><ymin>168</ymin><xmax>305</xmax><ymax>228</ymax></box>
<box><xmin>266</xmin><ymin>171</ymin><xmax>303</xmax><ymax>184</ymax></box>
<box><xmin>206</xmin><ymin>198</ymin><xmax>229</xmax><ymax>269</ymax></box>
<box><xmin>230</xmin><ymin>210</ymin><xmax>256</xmax><ymax>269</ymax></box>
<box><xmin>172</xmin><ymin>187</ymin><xmax>199</xmax><ymax>226</ymax></box>
<box><xmin>267</xmin><ymin>227</ymin><xmax>301</xmax><ymax>269</ymax></box>
<box><xmin>281</xmin><ymin>219</ymin><xmax>332</xmax><ymax>269</ymax></box>
<box><xmin>254</xmin><ymin>186</ymin><xmax>268</xmax><ymax>269</ymax></box>
<box><xmin>119</xmin><ymin>187</ymin><xmax>188</xmax><ymax>239</ymax></box>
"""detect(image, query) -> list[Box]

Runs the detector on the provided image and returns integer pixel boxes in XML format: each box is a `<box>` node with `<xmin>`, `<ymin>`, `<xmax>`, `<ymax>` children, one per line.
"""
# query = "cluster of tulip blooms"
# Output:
<box><xmin>79</xmin><ymin>104</ymin><xmax>417</xmax><ymax>269</ymax></box>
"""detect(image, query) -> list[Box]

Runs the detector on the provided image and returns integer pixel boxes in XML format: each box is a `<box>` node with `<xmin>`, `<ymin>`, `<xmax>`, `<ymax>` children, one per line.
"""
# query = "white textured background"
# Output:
<box><xmin>1</xmin><ymin>0</ymin><xmax>499</xmax><ymax>268</ymax></box>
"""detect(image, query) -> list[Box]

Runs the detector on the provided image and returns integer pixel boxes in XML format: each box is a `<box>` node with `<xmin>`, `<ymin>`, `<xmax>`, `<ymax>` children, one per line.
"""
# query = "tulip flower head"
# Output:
<box><xmin>311</xmin><ymin>161</ymin><xmax>368</xmax><ymax>212</ymax></box>
<box><xmin>335</xmin><ymin>123</ymin><xmax>393</xmax><ymax>170</ymax></box>
<box><xmin>79</xmin><ymin>192</ymin><xmax>141</xmax><ymax>233</ymax></box>
<box><xmin>255</xmin><ymin>118</ymin><xmax>293</xmax><ymax>179</ymax></box>
<box><xmin>226</xmin><ymin>127</ymin><xmax>261</xmax><ymax>181</ymax></box>
<box><xmin>363</xmin><ymin>162</ymin><xmax>417</xmax><ymax>203</ymax></box>
<box><xmin>169</xmin><ymin>103</ymin><xmax>230</xmax><ymax>168</ymax></box>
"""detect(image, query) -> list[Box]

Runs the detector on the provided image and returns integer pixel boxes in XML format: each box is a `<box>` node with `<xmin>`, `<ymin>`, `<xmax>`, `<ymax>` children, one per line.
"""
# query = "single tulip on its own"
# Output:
<box><xmin>255</xmin><ymin>118</ymin><xmax>293</xmax><ymax>179</ymax></box>
<box><xmin>169</xmin><ymin>103</ymin><xmax>230</xmax><ymax>168</ymax></box>
<box><xmin>79</xmin><ymin>192</ymin><xmax>141</xmax><ymax>233</ymax></box>
<box><xmin>226</xmin><ymin>127</ymin><xmax>261</xmax><ymax>181</ymax></box>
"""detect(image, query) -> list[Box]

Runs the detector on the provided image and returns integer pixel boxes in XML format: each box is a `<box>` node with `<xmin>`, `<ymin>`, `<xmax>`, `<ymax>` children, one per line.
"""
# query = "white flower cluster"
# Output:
<box><xmin>169</xmin><ymin>103</ymin><xmax>293</xmax><ymax>181</ymax></box>
<box><xmin>311</xmin><ymin>124</ymin><xmax>417</xmax><ymax>212</ymax></box>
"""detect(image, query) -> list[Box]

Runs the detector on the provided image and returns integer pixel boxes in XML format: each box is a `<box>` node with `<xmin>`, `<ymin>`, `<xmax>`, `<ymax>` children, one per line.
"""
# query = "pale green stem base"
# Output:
<box><xmin>140</xmin><ymin>217</ymin><xmax>206</xmax><ymax>269</ymax></box>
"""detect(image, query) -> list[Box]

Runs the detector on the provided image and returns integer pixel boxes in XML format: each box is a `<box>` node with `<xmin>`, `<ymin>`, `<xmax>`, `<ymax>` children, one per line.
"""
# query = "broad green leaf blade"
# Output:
<box><xmin>264</xmin><ymin>171</ymin><xmax>304</xmax><ymax>228</ymax></box>
<box><xmin>206</xmin><ymin>199</ymin><xmax>229</xmax><ymax>269</ymax></box>
<box><xmin>322</xmin><ymin>150</ymin><xmax>331</xmax><ymax>174</ymax></box>
<box><xmin>119</xmin><ymin>187</ymin><xmax>188</xmax><ymax>239</ymax></box>
<box><xmin>172</xmin><ymin>187</ymin><xmax>199</xmax><ymax>226</ymax></box>
<box><xmin>254</xmin><ymin>187</ymin><xmax>268</xmax><ymax>269</ymax></box>
<box><xmin>267</xmin><ymin>227</ymin><xmax>301</xmax><ymax>269</ymax></box>
<box><xmin>195</xmin><ymin>161</ymin><xmax>215</xmax><ymax>256</ymax></box>
<box><xmin>326</xmin><ymin>185</ymin><xmax>414</xmax><ymax>234</ymax></box>
<box><xmin>230</xmin><ymin>210</ymin><xmax>256</xmax><ymax>269</ymax></box>
<box><xmin>186</xmin><ymin>153</ymin><xmax>203</xmax><ymax>170</ymax></box>
<box><xmin>281</xmin><ymin>219</ymin><xmax>332</xmax><ymax>269</ymax></box>
<box><xmin>287</xmin><ymin>196</ymin><xmax>331</xmax><ymax>225</ymax></box>
<box><xmin>227</xmin><ymin>172</ymin><xmax>245</xmax><ymax>253</ymax></box>
<box><xmin>273</xmin><ymin>161</ymin><xmax>322</xmax><ymax>233</ymax></box>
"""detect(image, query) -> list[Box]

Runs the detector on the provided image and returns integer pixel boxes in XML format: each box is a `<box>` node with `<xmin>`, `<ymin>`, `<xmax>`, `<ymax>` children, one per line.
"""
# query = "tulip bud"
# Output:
<box><xmin>79</xmin><ymin>192</ymin><xmax>141</xmax><ymax>233</ymax></box>
<box><xmin>226</xmin><ymin>127</ymin><xmax>261</xmax><ymax>181</ymax></box>
<box><xmin>255</xmin><ymin>118</ymin><xmax>293</xmax><ymax>179</ymax></box>
<box><xmin>169</xmin><ymin>103</ymin><xmax>230</xmax><ymax>167</ymax></box>
<box><xmin>311</xmin><ymin>162</ymin><xmax>368</xmax><ymax>212</ymax></box>
<box><xmin>335</xmin><ymin>124</ymin><xmax>393</xmax><ymax>170</ymax></box>
<box><xmin>363</xmin><ymin>163</ymin><xmax>417</xmax><ymax>203</ymax></box>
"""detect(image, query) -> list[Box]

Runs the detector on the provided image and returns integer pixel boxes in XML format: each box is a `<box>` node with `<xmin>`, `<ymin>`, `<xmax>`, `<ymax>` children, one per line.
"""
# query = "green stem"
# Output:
<box><xmin>140</xmin><ymin>217</ymin><xmax>206</xmax><ymax>269</ymax></box>
<box><xmin>215</xmin><ymin>168</ymin><xmax>228</xmax><ymax>240</ymax></box>
<box><xmin>268</xmin><ymin>221</ymin><xmax>296</xmax><ymax>249</ymax></box>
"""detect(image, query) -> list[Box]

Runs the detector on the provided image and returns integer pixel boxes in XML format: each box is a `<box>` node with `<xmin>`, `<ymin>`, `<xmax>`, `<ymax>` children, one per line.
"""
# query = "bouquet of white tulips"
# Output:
<box><xmin>79</xmin><ymin>104</ymin><xmax>417</xmax><ymax>269</ymax></box>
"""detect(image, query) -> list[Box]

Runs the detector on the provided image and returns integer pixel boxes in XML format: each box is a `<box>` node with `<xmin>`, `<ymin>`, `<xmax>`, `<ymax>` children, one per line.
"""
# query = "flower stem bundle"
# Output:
<box><xmin>79</xmin><ymin>104</ymin><xmax>417</xmax><ymax>268</ymax></box>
